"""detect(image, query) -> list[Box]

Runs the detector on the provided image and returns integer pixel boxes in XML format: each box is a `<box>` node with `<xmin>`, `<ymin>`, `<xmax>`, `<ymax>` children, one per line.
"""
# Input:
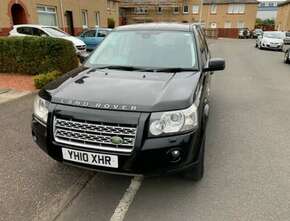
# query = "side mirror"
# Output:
<box><xmin>204</xmin><ymin>58</ymin><xmax>225</xmax><ymax>72</ymax></box>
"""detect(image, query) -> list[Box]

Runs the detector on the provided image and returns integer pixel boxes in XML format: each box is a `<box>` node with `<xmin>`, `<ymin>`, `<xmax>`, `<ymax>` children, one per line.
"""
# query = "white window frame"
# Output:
<box><xmin>183</xmin><ymin>1</ymin><xmax>189</xmax><ymax>14</ymax></box>
<box><xmin>157</xmin><ymin>6</ymin><xmax>163</xmax><ymax>14</ymax></box>
<box><xmin>173</xmin><ymin>6</ymin><xmax>179</xmax><ymax>14</ymax></box>
<box><xmin>228</xmin><ymin>4</ymin><xmax>245</xmax><ymax>14</ymax></box>
<box><xmin>211</xmin><ymin>4</ymin><xmax>217</xmax><ymax>14</ymax></box>
<box><xmin>192</xmin><ymin>5</ymin><xmax>199</xmax><ymax>14</ymax></box>
<box><xmin>37</xmin><ymin>5</ymin><xmax>58</xmax><ymax>26</ymax></box>
<box><xmin>134</xmin><ymin>7</ymin><xmax>148</xmax><ymax>15</ymax></box>
<box><xmin>81</xmin><ymin>9</ymin><xmax>88</xmax><ymax>28</ymax></box>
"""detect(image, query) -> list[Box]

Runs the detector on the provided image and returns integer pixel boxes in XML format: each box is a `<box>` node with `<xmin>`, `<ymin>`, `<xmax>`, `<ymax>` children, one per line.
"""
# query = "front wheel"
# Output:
<box><xmin>181</xmin><ymin>137</ymin><xmax>205</xmax><ymax>181</ymax></box>
<box><xmin>284</xmin><ymin>51</ymin><xmax>290</xmax><ymax>64</ymax></box>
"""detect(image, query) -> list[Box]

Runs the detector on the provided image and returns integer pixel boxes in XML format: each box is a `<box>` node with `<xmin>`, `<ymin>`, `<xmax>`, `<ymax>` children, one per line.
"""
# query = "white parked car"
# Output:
<box><xmin>9</xmin><ymin>25</ymin><xmax>87</xmax><ymax>57</ymax></box>
<box><xmin>256</xmin><ymin>31</ymin><xmax>284</xmax><ymax>51</ymax></box>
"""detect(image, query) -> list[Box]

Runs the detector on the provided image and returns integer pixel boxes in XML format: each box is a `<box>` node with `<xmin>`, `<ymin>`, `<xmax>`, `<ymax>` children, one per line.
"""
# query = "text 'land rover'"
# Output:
<box><xmin>32</xmin><ymin>23</ymin><xmax>225</xmax><ymax>181</ymax></box>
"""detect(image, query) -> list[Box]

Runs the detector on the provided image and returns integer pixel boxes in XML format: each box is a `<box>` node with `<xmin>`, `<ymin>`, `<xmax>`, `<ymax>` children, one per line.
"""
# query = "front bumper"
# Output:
<box><xmin>261</xmin><ymin>43</ymin><xmax>283</xmax><ymax>50</ymax></box>
<box><xmin>31</xmin><ymin>107</ymin><xmax>204</xmax><ymax>176</ymax></box>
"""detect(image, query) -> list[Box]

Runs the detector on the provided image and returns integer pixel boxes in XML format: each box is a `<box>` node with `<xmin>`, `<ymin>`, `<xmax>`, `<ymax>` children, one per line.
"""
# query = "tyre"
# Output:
<box><xmin>284</xmin><ymin>51</ymin><xmax>290</xmax><ymax>64</ymax></box>
<box><xmin>181</xmin><ymin>136</ymin><xmax>205</xmax><ymax>181</ymax></box>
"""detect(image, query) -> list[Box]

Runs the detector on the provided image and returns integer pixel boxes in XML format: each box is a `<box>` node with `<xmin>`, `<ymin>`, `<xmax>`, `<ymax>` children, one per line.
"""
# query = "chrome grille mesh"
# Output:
<box><xmin>54</xmin><ymin>118</ymin><xmax>137</xmax><ymax>152</ymax></box>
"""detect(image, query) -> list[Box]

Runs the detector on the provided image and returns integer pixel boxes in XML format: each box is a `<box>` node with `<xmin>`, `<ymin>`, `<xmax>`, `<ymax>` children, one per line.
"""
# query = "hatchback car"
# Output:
<box><xmin>238</xmin><ymin>28</ymin><xmax>250</xmax><ymax>39</ymax></box>
<box><xmin>9</xmin><ymin>24</ymin><xmax>87</xmax><ymax>57</ymax></box>
<box><xmin>79</xmin><ymin>28</ymin><xmax>112</xmax><ymax>51</ymax></box>
<box><xmin>256</xmin><ymin>31</ymin><xmax>284</xmax><ymax>51</ymax></box>
<box><xmin>32</xmin><ymin>23</ymin><xmax>225</xmax><ymax>181</ymax></box>
<box><xmin>252</xmin><ymin>29</ymin><xmax>263</xmax><ymax>38</ymax></box>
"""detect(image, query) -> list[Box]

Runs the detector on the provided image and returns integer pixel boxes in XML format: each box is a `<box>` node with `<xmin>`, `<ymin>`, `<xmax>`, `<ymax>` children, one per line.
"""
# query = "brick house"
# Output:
<box><xmin>276</xmin><ymin>0</ymin><xmax>290</xmax><ymax>31</ymax></box>
<box><xmin>120</xmin><ymin>0</ymin><xmax>258</xmax><ymax>30</ymax></box>
<box><xmin>0</xmin><ymin>0</ymin><xmax>120</xmax><ymax>36</ymax></box>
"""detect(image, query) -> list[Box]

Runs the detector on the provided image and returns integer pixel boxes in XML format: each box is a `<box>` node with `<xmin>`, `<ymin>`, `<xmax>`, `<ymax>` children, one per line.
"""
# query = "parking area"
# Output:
<box><xmin>1</xmin><ymin>38</ymin><xmax>290</xmax><ymax>221</ymax></box>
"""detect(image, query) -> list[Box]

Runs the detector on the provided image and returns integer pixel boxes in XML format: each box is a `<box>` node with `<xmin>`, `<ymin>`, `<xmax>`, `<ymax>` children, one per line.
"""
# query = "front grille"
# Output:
<box><xmin>76</xmin><ymin>45</ymin><xmax>86</xmax><ymax>51</ymax></box>
<box><xmin>53</xmin><ymin>118</ymin><xmax>137</xmax><ymax>153</ymax></box>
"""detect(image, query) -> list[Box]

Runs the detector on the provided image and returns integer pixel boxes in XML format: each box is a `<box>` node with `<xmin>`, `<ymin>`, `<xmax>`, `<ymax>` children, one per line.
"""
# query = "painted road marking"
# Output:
<box><xmin>110</xmin><ymin>176</ymin><xmax>144</xmax><ymax>221</ymax></box>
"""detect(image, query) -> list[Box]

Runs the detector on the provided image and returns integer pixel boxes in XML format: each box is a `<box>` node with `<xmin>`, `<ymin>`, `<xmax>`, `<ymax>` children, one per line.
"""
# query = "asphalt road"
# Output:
<box><xmin>1</xmin><ymin>39</ymin><xmax>290</xmax><ymax>221</ymax></box>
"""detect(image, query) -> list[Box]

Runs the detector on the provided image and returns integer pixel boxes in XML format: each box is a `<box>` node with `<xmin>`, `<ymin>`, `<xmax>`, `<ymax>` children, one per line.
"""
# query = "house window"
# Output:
<box><xmin>81</xmin><ymin>10</ymin><xmax>88</xmax><ymax>28</ymax></box>
<box><xmin>96</xmin><ymin>11</ymin><xmax>100</xmax><ymax>26</ymax></box>
<box><xmin>107</xmin><ymin>0</ymin><xmax>110</xmax><ymax>9</ymax></box>
<box><xmin>224</xmin><ymin>21</ymin><xmax>231</xmax><ymax>28</ymax></box>
<box><xmin>37</xmin><ymin>5</ymin><xmax>57</xmax><ymax>26</ymax></box>
<box><xmin>183</xmin><ymin>1</ymin><xmax>189</xmax><ymax>14</ymax></box>
<box><xmin>237</xmin><ymin>21</ymin><xmax>245</xmax><ymax>28</ymax></box>
<box><xmin>134</xmin><ymin>7</ymin><xmax>148</xmax><ymax>14</ymax></box>
<box><xmin>173</xmin><ymin>6</ymin><xmax>179</xmax><ymax>14</ymax></box>
<box><xmin>228</xmin><ymin>4</ymin><xmax>245</xmax><ymax>14</ymax></box>
<box><xmin>211</xmin><ymin>4</ymin><xmax>217</xmax><ymax>14</ymax></box>
<box><xmin>192</xmin><ymin>5</ymin><xmax>199</xmax><ymax>14</ymax></box>
<box><xmin>210</xmin><ymin>22</ymin><xmax>217</xmax><ymax>29</ymax></box>
<box><xmin>157</xmin><ymin>7</ymin><xmax>162</xmax><ymax>14</ymax></box>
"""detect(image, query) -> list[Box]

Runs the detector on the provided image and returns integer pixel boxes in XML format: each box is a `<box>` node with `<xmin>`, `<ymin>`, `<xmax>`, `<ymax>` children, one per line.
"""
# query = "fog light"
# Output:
<box><xmin>168</xmin><ymin>149</ymin><xmax>182</xmax><ymax>163</ymax></box>
<box><xmin>32</xmin><ymin>133</ymin><xmax>37</xmax><ymax>142</ymax></box>
<box><xmin>172</xmin><ymin>150</ymin><xmax>180</xmax><ymax>158</ymax></box>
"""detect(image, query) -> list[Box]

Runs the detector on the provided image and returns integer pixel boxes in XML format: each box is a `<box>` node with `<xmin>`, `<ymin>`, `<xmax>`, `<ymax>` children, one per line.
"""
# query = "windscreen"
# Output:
<box><xmin>264</xmin><ymin>32</ymin><xmax>284</xmax><ymax>39</ymax></box>
<box><xmin>87</xmin><ymin>30</ymin><xmax>198</xmax><ymax>69</ymax></box>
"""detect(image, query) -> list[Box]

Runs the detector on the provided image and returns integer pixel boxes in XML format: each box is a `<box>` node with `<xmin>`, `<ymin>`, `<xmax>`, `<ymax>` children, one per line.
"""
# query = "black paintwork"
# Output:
<box><xmin>33</xmin><ymin>23</ymin><xmax>224</xmax><ymax>176</ymax></box>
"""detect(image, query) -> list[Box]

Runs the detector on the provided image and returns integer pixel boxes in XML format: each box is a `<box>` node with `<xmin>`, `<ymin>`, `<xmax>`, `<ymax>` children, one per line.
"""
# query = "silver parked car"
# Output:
<box><xmin>256</xmin><ymin>31</ymin><xmax>284</xmax><ymax>51</ymax></box>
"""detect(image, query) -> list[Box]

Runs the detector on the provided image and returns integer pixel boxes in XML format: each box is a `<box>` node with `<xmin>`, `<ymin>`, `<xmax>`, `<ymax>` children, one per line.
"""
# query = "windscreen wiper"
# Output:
<box><xmin>152</xmin><ymin>67</ymin><xmax>198</xmax><ymax>72</ymax></box>
<box><xmin>89</xmin><ymin>65</ymin><xmax>147</xmax><ymax>72</ymax></box>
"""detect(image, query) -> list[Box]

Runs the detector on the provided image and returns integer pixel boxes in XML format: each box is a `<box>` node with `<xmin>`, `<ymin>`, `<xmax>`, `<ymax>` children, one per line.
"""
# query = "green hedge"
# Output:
<box><xmin>0</xmin><ymin>37</ymin><xmax>79</xmax><ymax>75</ymax></box>
<box><xmin>33</xmin><ymin>70</ymin><xmax>63</xmax><ymax>89</ymax></box>
<box><xmin>108</xmin><ymin>18</ymin><xmax>115</xmax><ymax>28</ymax></box>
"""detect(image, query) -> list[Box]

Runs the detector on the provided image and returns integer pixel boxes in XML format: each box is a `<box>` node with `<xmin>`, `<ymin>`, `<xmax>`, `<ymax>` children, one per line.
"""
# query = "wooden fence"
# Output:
<box><xmin>205</xmin><ymin>28</ymin><xmax>240</xmax><ymax>39</ymax></box>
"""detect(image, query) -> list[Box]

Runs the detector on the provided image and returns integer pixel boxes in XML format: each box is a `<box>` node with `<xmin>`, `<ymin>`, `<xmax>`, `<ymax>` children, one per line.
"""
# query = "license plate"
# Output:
<box><xmin>62</xmin><ymin>148</ymin><xmax>118</xmax><ymax>168</ymax></box>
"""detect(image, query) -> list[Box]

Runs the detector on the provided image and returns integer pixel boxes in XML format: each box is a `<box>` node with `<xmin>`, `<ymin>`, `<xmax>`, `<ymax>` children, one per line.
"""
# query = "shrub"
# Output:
<box><xmin>33</xmin><ymin>70</ymin><xmax>63</xmax><ymax>89</ymax></box>
<box><xmin>108</xmin><ymin>18</ymin><xmax>115</xmax><ymax>28</ymax></box>
<box><xmin>0</xmin><ymin>37</ymin><xmax>79</xmax><ymax>75</ymax></box>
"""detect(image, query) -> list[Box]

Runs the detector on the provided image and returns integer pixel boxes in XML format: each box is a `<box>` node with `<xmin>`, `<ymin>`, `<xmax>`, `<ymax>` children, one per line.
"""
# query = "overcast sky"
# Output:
<box><xmin>257</xmin><ymin>0</ymin><xmax>285</xmax><ymax>2</ymax></box>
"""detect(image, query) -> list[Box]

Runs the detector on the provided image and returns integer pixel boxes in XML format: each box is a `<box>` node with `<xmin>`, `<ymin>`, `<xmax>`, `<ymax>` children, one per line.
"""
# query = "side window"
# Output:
<box><xmin>32</xmin><ymin>28</ymin><xmax>48</xmax><ymax>37</ymax></box>
<box><xmin>97</xmin><ymin>31</ymin><xmax>107</xmax><ymax>38</ymax></box>
<box><xmin>83</xmin><ymin>30</ymin><xmax>96</xmax><ymax>37</ymax></box>
<box><xmin>17</xmin><ymin>27</ymin><xmax>33</xmax><ymax>35</ymax></box>
<box><xmin>196</xmin><ymin>30</ymin><xmax>207</xmax><ymax>65</ymax></box>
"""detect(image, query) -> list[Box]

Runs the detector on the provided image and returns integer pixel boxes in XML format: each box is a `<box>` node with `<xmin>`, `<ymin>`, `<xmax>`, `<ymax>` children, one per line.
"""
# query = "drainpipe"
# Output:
<box><xmin>59</xmin><ymin>0</ymin><xmax>65</xmax><ymax>30</ymax></box>
<box><xmin>199</xmin><ymin>0</ymin><xmax>203</xmax><ymax>24</ymax></box>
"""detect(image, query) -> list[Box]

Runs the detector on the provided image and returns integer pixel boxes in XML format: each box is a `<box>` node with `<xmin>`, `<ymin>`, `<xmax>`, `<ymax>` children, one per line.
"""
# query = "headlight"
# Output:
<box><xmin>34</xmin><ymin>95</ymin><xmax>49</xmax><ymax>124</ymax></box>
<box><xmin>149</xmin><ymin>103</ymin><xmax>198</xmax><ymax>136</ymax></box>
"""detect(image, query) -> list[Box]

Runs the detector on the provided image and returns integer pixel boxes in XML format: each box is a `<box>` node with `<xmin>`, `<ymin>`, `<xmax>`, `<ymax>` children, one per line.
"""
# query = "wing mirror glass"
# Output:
<box><xmin>204</xmin><ymin>58</ymin><xmax>225</xmax><ymax>73</ymax></box>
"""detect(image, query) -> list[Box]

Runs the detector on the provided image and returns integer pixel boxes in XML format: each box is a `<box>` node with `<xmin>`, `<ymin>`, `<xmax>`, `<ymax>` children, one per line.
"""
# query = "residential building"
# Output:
<box><xmin>276</xmin><ymin>0</ymin><xmax>290</xmax><ymax>30</ymax></box>
<box><xmin>120</xmin><ymin>0</ymin><xmax>259</xmax><ymax>30</ymax></box>
<box><xmin>257</xmin><ymin>0</ymin><xmax>285</xmax><ymax>20</ymax></box>
<box><xmin>0</xmin><ymin>0</ymin><xmax>120</xmax><ymax>36</ymax></box>
<box><xmin>202</xmin><ymin>0</ymin><xmax>258</xmax><ymax>29</ymax></box>
<box><xmin>120</xmin><ymin>0</ymin><xmax>202</xmax><ymax>24</ymax></box>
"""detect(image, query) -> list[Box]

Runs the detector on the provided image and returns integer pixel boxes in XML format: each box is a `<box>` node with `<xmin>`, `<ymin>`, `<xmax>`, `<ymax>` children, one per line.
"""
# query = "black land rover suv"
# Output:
<box><xmin>32</xmin><ymin>23</ymin><xmax>225</xmax><ymax>181</ymax></box>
